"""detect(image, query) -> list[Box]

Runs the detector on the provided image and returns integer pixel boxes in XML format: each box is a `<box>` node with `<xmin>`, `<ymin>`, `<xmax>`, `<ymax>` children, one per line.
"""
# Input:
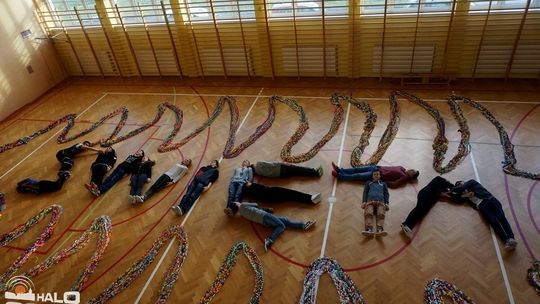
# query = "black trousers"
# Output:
<box><xmin>17</xmin><ymin>177</ymin><xmax>66</xmax><ymax>194</ymax></box>
<box><xmin>243</xmin><ymin>182</ymin><xmax>312</xmax><ymax>204</ymax></box>
<box><xmin>280</xmin><ymin>164</ymin><xmax>318</xmax><ymax>177</ymax></box>
<box><xmin>479</xmin><ymin>197</ymin><xmax>515</xmax><ymax>243</ymax></box>
<box><xmin>91</xmin><ymin>164</ymin><xmax>109</xmax><ymax>186</ymax></box>
<box><xmin>143</xmin><ymin>175</ymin><xmax>172</xmax><ymax>200</ymax></box>
<box><xmin>402</xmin><ymin>193</ymin><xmax>438</xmax><ymax>229</ymax></box>
<box><xmin>56</xmin><ymin>150</ymin><xmax>74</xmax><ymax>171</ymax></box>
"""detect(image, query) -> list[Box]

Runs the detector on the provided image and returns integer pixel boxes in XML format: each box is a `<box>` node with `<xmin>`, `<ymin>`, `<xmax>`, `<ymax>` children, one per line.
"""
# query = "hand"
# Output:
<box><xmin>461</xmin><ymin>191</ymin><xmax>474</xmax><ymax>198</ymax></box>
<box><xmin>202</xmin><ymin>186</ymin><xmax>210</xmax><ymax>192</ymax></box>
<box><xmin>264</xmin><ymin>207</ymin><xmax>274</xmax><ymax>213</ymax></box>
<box><xmin>165</xmin><ymin>182</ymin><xmax>173</xmax><ymax>187</ymax></box>
<box><xmin>441</xmin><ymin>191</ymin><xmax>451</xmax><ymax>198</ymax></box>
<box><xmin>385</xmin><ymin>204</ymin><xmax>390</xmax><ymax>211</ymax></box>
<box><xmin>146</xmin><ymin>178</ymin><xmax>151</xmax><ymax>182</ymax></box>
<box><xmin>361</xmin><ymin>202</ymin><xmax>367</xmax><ymax>209</ymax></box>
<box><xmin>246</xmin><ymin>182</ymin><xmax>252</xmax><ymax>187</ymax></box>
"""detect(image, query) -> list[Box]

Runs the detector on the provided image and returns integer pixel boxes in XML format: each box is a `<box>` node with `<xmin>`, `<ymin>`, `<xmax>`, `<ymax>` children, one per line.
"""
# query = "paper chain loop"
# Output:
<box><xmin>528</xmin><ymin>260</ymin><xmax>540</xmax><ymax>295</ymax></box>
<box><xmin>199</xmin><ymin>241</ymin><xmax>264</xmax><ymax>304</ymax></box>
<box><xmin>0</xmin><ymin>205</ymin><xmax>111</xmax><ymax>293</ymax></box>
<box><xmin>299</xmin><ymin>256</ymin><xmax>366</xmax><ymax>304</ymax></box>
<box><xmin>424</xmin><ymin>278</ymin><xmax>476</xmax><ymax>304</ymax></box>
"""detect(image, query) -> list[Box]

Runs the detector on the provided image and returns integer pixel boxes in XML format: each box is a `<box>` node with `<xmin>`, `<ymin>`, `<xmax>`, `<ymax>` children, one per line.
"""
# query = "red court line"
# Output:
<box><xmin>527</xmin><ymin>181</ymin><xmax>540</xmax><ymax>235</ymax></box>
<box><xmin>4</xmin><ymin>245</ymin><xmax>46</xmax><ymax>255</ymax></box>
<box><xmin>503</xmin><ymin>103</ymin><xmax>540</xmax><ymax>260</ymax></box>
<box><xmin>81</xmin><ymin>86</ymin><xmax>212</xmax><ymax>291</ymax></box>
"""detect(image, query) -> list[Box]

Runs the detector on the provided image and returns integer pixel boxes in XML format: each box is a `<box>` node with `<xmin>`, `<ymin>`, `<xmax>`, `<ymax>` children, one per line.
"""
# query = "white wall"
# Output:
<box><xmin>0</xmin><ymin>0</ymin><xmax>66</xmax><ymax>120</ymax></box>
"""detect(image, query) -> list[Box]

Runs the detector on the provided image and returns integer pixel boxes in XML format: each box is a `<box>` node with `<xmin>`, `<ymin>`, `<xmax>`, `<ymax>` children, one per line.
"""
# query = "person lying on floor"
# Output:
<box><xmin>400</xmin><ymin>176</ymin><xmax>454</xmax><ymax>239</ymax></box>
<box><xmin>128</xmin><ymin>156</ymin><xmax>155</xmax><ymax>204</ymax></box>
<box><xmin>17</xmin><ymin>171</ymin><xmax>71</xmax><ymax>194</ymax></box>
<box><xmin>56</xmin><ymin>141</ymin><xmax>103</xmax><ymax>177</ymax></box>
<box><xmin>332</xmin><ymin>162</ymin><xmax>419</xmax><ymax>188</ymax></box>
<box><xmin>171</xmin><ymin>160</ymin><xmax>219</xmax><ymax>216</ymax></box>
<box><xmin>361</xmin><ymin>170</ymin><xmax>390</xmax><ymax>237</ymax></box>
<box><xmin>131</xmin><ymin>158</ymin><xmax>192</xmax><ymax>204</ymax></box>
<box><xmin>225</xmin><ymin>160</ymin><xmax>253</xmax><ymax>212</ymax></box>
<box><xmin>229</xmin><ymin>201</ymin><xmax>316</xmax><ymax>252</ymax></box>
<box><xmin>252</xmin><ymin>160</ymin><xmax>323</xmax><ymax>178</ymax></box>
<box><xmin>89</xmin><ymin>147</ymin><xmax>117</xmax><ymax>188</ymax></box>
<box><xmin>223</xmin><ymin>182</ymin><xmax>321</xmax><ymax>215</ymax></box>
<box><xmin>85</xmin><ymin>149</ymin><xmax>145</xmax><ymax>196</ymax></box>
<box><xmin>450</xmin><ymin>179</ymin><xmax>518</xmax><ymax>251</ymax></box>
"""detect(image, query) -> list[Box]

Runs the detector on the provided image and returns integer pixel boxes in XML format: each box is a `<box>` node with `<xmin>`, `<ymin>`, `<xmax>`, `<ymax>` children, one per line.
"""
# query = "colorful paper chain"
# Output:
<box><xmin>528</xmin><ymin>260</ymin><xmax>540</xmax><ymax>295</ymax></box>
<box><xmin>0</xmin><ymin>205</ymin><xmax>111</xmax><ymax>292</ymax></box>
<box><xmin>0</xmin><ymin>205</ymin><xmax>62</xmax><ymax>289</ymax></box>
<box><xmin>199</xmin><ymin>241</ymin><xmax>264</xmax><ymax>304</ymax></box>
<box><xmin>275</xmin><ymin>95</ymin><xmax>345</xmax><ymax>163</ymax></box>
<box><xmin>394</xmin><ymin>91</ymin><xmax>471</xmax><ymax>174</ymax></box>
<box><xmin>424</xmin><ymin>278</ymin><xmax>476</xmax><ymax>304</ymax></box>
<box><xmin>452</xmin><ymin>94</ymin><xmax>540</xmax><ymax>180</ymax></box>
<box><xmin>299</xmin><ymin>256</ymin><xmax>366</xmax><ymax>304</ymax></box>
<box><xmin>88</xmin><ymin>225</ymin><xmax>188</xmax><ymax>304</ymax></box>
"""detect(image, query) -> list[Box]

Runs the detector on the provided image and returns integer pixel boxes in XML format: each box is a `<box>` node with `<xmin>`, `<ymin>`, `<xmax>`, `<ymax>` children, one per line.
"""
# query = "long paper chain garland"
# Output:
<box><xmin>199</xmin><ymin>241</ymin><xmax>264</xmax><ymax>304</ymax></box>
<box><xmin>88</xmin><ymin>225</ymin><xmax>188</xmax><ymax>304</ymax></box>
<box><xmin>276</xmin><ymin>95</ymin><xmax>345</xmax><ymax>163</ymax></box>
<box><xmin>452</xmin><ymin>94</ymin><xmax>540</xmax><ymax>180</ymax></box>
<box><xmin>299</xmin><ymin>256</ymin><xmax>366</xmax><ymax>304</ymax></box>
<box><xmin>424</xmin><ymin>278</ymin><xmax>476</xmax><ymax>304</ymax></box>
<box><xmin>0</xmin><ymin>205</ymin><xmax>111</xmax><ymax>292</ymax></box>
<box><xmin>394</xmin><ymin>91</ymin><xmax>471</xmax><ymax>173</ymax></box>
<box><xmin>0</xmin><ymin>205</ymin><xmax>63</xmax><ymax>289</ymax></box>
<box><xmin>528</xmin><ymin>260</ymin><xmax>540</xmax><ymax>295</ymax></box>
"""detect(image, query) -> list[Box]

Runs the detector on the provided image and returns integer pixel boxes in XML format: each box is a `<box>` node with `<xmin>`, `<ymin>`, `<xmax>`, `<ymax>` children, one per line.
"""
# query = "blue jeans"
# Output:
<box><xmin>178</xmin><ymin>180</ymin><xmax>206</xmax><ymax>213</ymax></box>
<box><xmin>479</xmin><ymin>197</ymin><xmax>515</xmax><ymax>243</ymax></box>
<box><xmin>227</xmin><ymin>181</ymin><xmax>244</xmax><ymax>209</ymax></box>
<box><xmin>99</xmin><ymin>167</ymin><xmax>127</xmax><ymax>193</ymax></box>
<box><xmin>262</xmin><ymin>214</ymin><xmax>304</xmax><ymax>243</ymax></box>
<box><xmin>130</xmin><ymin>174</ymin><xmax>148</xmax><ymax>196</ymax></box>
<box><xmin>337</xmin><ymin>165</ymin><xmax>379</xmax><ymax>181</ymax></box>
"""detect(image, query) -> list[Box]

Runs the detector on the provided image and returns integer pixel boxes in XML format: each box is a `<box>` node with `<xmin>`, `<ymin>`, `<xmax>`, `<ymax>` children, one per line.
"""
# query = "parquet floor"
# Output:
<box><xmin>0</xmin><ymin>79</ymin><xmax>539</xmax><ymax>303</ymax></box>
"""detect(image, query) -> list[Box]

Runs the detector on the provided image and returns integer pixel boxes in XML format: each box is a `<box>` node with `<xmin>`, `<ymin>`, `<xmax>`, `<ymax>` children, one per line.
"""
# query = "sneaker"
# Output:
<box><xmin>331</xmin><ymin>170</ymin><xmax>338</xmax><ymax>178</ymax></box>
<box><xmin>85</xmin><ymin>183</ymin><xmax>100</xmax><ymax>196</ymax></box>
<box><xmin>224</xmin><ymin>207</ymin><xmax>234</xmax><ymax>216</ymax></box>
<box><xmin>129</xmin><ymin>195</ymin><xmax>136</xmax><ymax>205</ymax></box>
<box><xmin>504</xmin><ymin>238</ymin><xmax>517</xmax><ymax>251</ymax></box>
<box><xmin>361</xmin><ymin>227</ymin><xmax>375</xmax><ymax>236</ymax></box>
<box><xmin>316</xmin><ymin>166</ymin><xmax>323</xmax><ymax>177</ymax></box>
<box><xmin>401</xmin><ymin>223</ymin><xmax>413</xmax><ymax>239</ymax></box>
<box><xmin>264</xmin><ymin>238</ymin><xmax>273</xmax><ymax>252</ymax></box>
<box><xmin>331</xmin><ymin>162</ymin><xmax>339</xmax><ymax>172</ymax></box>
<box><xmin>135</xmin><ymin>195</ymin><xmax>145</xmax><ymax>204</ymax></box>
<box><xmin>303</xmin><ymin>220</ymin><xmax>316</xmax><ymax>230</ymax></box>
<box><xmin>58</xmin><ymin>171</ymin><xmax>71</xmax><ymax>179</ymax></box>
<box><xmin>311</xmin><ymin>193</ymin><xmax>322</xmax><ymax>204</ymax></box>
<box><xmin>376</xmin><ymin>226</ymin><xmax>388</xmax><ymax>237</ymax></box>
<box><xmin>171</xmin><ymin>205</ymin><xmax>183</xmax><ymax>216</ymax></box>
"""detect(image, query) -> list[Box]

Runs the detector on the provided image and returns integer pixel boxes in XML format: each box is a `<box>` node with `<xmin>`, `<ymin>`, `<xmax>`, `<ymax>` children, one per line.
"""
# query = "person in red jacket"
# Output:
<box><xmin>331</xmin><ymin>163</ymin><xmax>419</xmax><ymax>188</ymax></box>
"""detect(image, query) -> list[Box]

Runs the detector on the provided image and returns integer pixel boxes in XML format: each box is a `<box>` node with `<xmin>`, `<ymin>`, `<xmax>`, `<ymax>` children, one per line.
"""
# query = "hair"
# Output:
<box><xmin>212</xmin><ymin>160</ymin><xmax>219</xmax><ymax>168</ymax></box>
<box><xmin>412</xmin><ymin>170</ymin><xmax>420</xmax><ymax>179</ymax></box>
<box><xmin>138</xmin><ymin>150</ymin><xmax>145</xmax><ymax>157</ymax></box>
<box><xmin>82</xmin><ymin>140</ymin><xmax>92</xmax><ymax>146</ymax></box>
<box><xmin>182</xmin><ymin>158</ymin><xmax>192</xmax><ymax>167</ymax></box>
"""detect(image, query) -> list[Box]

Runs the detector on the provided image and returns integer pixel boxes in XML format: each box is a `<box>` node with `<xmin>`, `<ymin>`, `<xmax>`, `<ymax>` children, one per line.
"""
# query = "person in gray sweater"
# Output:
<box><xmin>362</xmin><ymin>170</ymin><xmax>390</xmax><ymax>237</ymax></box>
<box><xmin>230</xmin><ymin>201</ymin><xmax>316</xmax><ymax>252</ymax></box>
<box><xmin>252</xmin><ymin>161</ymin><xmax>323</xmax><ymax>178</ymax></box>
<box><xmin>133</xmin><ymin>158</ymin><xmax>192</xmax><ymax>204</ymax></box>
<box><xmin>225</xmin><ymin>160</ymin><xmax>253</xmax><ymax>211</ymax></box>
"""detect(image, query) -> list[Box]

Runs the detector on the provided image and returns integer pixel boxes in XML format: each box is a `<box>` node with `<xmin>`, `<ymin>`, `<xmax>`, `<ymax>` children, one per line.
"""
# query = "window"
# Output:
<box><xmin>114</xmin><ymin>0</ymin><xmax>171</xmax><ymax>25</ymax></box>
<box><xmin>186</xmin><ymin>0</ymin><xmax>255</xmax><ymax>22</ymax></box>
<box><xmin>47</xmin><ymin>0</ymin><xmax>100</xmax><ymax>27</ymax></box>
<box><xmin>266</xmin><ymin>0</ymin><xmax>348</xmax><ymax>19</ymax></box>
<box><xmin>469</xmin><ymin>0</ymin><xmax>540</xmax><ymax>13</ymax></box>
<box><xmin>361</xmin><ymin>0</ymin><xmax>453</xmax><ymax>15</ymax></box>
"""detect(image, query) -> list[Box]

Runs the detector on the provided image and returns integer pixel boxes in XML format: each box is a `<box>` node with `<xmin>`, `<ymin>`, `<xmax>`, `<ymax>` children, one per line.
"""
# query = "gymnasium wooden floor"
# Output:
<box><xmin>0</xmin><ymin>79</ymin><xmax>539</xmax><ymax>303</ymax></box>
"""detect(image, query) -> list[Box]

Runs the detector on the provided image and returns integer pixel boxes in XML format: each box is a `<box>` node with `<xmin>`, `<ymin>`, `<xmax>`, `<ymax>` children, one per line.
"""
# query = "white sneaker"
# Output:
<box><xmin>401</xmin><ymin>224</ymin><xmax>413</xmax><ymax>239</ymax></box>
<box><xmin>135</xmin><ymin>195</ymin><xmax>145</xmax><ymax>204</ymax></box>
<box><xmin>504</xmin><ymin>238</ymin><xmax>517</xmax><ymax>251</ymax></box>
<box><xmin>129</xmin><ymin>195</ymin><xmax>136</xmax><ymax>205</ymax></box>
<box><xmin>311</xmin><ymin>193</ymin><xmax>321</xmax><ymax>204</ymax></box>
<box><xmin>171</xmin><ymin>206</ymin><xmax>183</xmax><ymax>216</ymax></box>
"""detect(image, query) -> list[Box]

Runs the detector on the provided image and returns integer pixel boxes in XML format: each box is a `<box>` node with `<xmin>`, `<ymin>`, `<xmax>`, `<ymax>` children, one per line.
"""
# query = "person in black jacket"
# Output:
<box><xmin>89</xmin><ymin>147</ymin><xmax>117</xmax><ymax>187</ymax></box>
<box><xmin>400</xmin><ymin>176</ymin><xmax>454</xmax><ymax>239</ymax></box>
<box><xmin>451</xmin><ymin>179</ymin><xmax>517</xmax><ymax>251</ymax></box>
<box><xmin>129</xmin><ymin>156</ymin><xmax>156</xmax><ymax>203</ymax></box>
<box><xmin>85</xmin><ymin>150</ymin><xmax>145</xmax><ymax>196</ymax></box>
<box><xmin>172</xmin><ymin>160</ymin><xmax>219</xmax><ymax>216</ymax></box>
<box><xmin>56</xmin><ymin>141</ymin><xmax>102</xmax><ymax>175</ymax></box>
<box><xmin>17</xmin><ymin>171</ymin><xmax>71</xmax><ymax>194</ymax></box>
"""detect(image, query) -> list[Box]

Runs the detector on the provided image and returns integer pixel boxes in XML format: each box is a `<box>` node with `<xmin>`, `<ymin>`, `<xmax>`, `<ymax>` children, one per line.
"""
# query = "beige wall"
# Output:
<box><xmin>0</xmin><ymin>0</ymin><xmax>66</xmax><ymax>121</ymax></box>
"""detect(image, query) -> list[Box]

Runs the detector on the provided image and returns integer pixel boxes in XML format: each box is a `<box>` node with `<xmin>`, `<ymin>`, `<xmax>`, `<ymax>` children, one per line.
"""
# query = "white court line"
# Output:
<box><xmin>469</xmin><ymin>148</ymin><xmax>515</xmax><ymax>304</ymax></box>
<box><xmin>0</xmin><ymin>94</ymin><xmax>108</xmax><ymax>181</ymax></box>
<box><xmin>134</xmin><ymin>87</ymin><xmax>265</xmax><ymax>304</ymax></box>
<box><xmin>102</xmin><ymin>91</ymin><xmax>540</xmax><ymax>104</ymax></box>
